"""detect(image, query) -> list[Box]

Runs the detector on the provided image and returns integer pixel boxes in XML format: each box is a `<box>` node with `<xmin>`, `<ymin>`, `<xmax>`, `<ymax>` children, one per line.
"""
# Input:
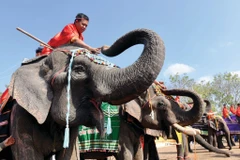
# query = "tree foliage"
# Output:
<box><xmin>166</xmin><ymin>72</ymin><xmax>240</xmax><ymax>114</ymax></box>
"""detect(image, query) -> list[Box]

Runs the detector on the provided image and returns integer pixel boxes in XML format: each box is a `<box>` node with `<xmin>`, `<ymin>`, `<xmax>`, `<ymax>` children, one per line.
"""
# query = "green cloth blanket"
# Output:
<box><xmin>78</xmin><ymin>102</ymin><xmax>120</xmax><ymax>153</ymax></box>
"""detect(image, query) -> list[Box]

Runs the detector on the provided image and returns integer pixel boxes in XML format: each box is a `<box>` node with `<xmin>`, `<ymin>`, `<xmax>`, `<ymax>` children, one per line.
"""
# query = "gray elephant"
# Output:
<box><xmin>204</xmin><ymin>100</ymin><xmax>232</xmax><ymax>150</ymax></box>
<box><xmin>2</xmin><ymin>29</ymin><xmax>165</xmax><ymax>160</ymax></box>
<box><xmin>80</xmin><ymin>82</ymin><xmax>204</xmax><ymax>160</ymax></box>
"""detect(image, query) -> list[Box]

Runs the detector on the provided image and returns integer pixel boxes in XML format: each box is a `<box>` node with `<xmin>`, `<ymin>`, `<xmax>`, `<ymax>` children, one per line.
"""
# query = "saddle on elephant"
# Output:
<box><xmin>0</xmin><ymin>88</ymin><xmax>13</xmax><ymax>151</ymax></box>
<box><xmin>78</xmin><ymin>102</ymin><xmax>120</xmax><ymax>153</ymax></box>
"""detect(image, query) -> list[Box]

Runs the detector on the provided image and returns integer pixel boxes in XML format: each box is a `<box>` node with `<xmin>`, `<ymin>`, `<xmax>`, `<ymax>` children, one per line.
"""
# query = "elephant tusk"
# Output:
<box><xmin>172</xmin><ymin>123</ymin><xmax>201</xmax><ymax>136</ymax></box>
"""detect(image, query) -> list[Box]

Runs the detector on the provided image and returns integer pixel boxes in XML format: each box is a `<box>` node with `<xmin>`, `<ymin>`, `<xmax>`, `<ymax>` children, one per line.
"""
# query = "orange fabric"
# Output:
<box><xmin>175</xmin><ymin>96</ymin><xmax>180</xmax><ymax>103</ymax></box>
<box><xmin>222</xmin><ymin>107</ymin><xmax>230</xmax><ymax>118</ymax></box>
<box><xmin>207</xmin><ymin>110</ymin><xmax>215</xmax><ymax>120</ymax></box>
<box><xmin>0</xmin><ymin>88</ymin><xmax>10</xmax><ymax>105</ymax></box>
<box><xmin>230</xmin><ymin>105</ymin><xmax>236</xmax><ymax>115</ymax></box>
<box><xmin>236</xmin><ymin>106</ymin><xmax>240</xmax><ymax>117</ymax></box>
<box><xmin>41</xmin><ymin>23</ymin><xmax>84</xmax><ymax>55</ymax></box>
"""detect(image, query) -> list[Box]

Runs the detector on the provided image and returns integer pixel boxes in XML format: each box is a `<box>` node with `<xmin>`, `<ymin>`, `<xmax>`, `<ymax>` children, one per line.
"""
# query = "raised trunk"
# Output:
<box><xmin>94</xmin><ymin>29</ymin><xmax>165</xmax><ymax>105</ymax></box>
<box><xmin>204</xmin><ymin>99</ymin><xmax>212</xmax><ymax>113</ymax></box>
<box><xmin>162</xmin><ymin>89</ymin><xmax>204</xmax><ymax>126</ymax></box>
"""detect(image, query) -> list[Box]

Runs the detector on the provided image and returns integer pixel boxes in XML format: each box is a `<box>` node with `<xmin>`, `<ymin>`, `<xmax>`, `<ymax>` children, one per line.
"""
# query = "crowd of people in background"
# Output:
<box><xmin>222</xmin><ymin>103</ymin><xmax>240</xmax><ymax>123</ymax></box>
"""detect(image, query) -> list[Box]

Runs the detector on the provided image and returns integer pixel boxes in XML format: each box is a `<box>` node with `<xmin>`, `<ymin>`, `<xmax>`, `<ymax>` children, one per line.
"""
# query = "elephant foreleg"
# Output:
<box><xmin>10</xmin><ymin>105</ymin><xmax>44</xmax><ymax>160</ymax></box>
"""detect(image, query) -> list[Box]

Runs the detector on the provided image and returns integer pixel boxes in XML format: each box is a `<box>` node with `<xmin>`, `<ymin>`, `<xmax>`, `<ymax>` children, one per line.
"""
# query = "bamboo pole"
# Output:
<box><xmin>16</xmin><ymin>27</ymin><xmax>53</xmax><ymax>50</ymax></box>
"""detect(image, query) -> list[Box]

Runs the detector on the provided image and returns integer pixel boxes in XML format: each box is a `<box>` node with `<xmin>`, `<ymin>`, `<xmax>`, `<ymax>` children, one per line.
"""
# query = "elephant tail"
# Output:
<box><xmin>194</xmin><ymin>134</ymin><xmax>230</xmax><ymax>157</ymax></box>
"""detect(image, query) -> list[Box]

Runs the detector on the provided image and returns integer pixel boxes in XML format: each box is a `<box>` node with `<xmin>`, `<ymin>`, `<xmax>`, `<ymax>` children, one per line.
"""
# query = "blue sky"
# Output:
<box><xmin>1</xmin><ymin>0</ymin><xmax>240</xmax><ymax>92</ymax></box>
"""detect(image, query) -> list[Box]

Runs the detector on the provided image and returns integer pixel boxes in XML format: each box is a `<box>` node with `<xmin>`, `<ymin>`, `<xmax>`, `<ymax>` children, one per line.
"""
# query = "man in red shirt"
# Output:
<box><xmin>235</xmin><ymin>103</ymin><xmax>240</xmax><ymax>123</ymax></box>
<box><xmin>41</xmin><ymin>13</ymin><xmax>101</xmax><ymax>55</ymax></box>
<box><xmin>230</xmin><ymin>104</ymin><xmax>236</xmax><ymax>115</ymax></box>
<box><xmin>222</xmin><ymin>104</ymin><xmax>230</xmax><ymax>118</ymax></box>
<box><xmin>222</xmin><ymin>104</ymin><xmax>233</xmax><ymax>122</ymax></box>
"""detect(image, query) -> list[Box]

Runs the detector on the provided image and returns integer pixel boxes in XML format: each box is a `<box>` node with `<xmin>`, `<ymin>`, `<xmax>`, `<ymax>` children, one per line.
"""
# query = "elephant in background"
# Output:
<box><xmin>4</xmin><ymin>29</ymin><xmax>166</xmax><ymax>160</ymax></box>
<box><xmin>204</xmin><ymin>100</ymin><xmax>232</xmax><ymax>150</ymax></box>
<box><xmin>80</xmin><ymin>81</ymin><xmax>204</xmax><ymax>160</ymax></box>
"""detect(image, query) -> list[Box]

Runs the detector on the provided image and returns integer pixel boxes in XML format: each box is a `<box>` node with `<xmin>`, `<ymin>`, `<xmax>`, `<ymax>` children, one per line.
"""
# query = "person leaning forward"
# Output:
<box><xmin>41</xmin><ymin>13</ymin><xmax>102</xmax><ymax>55</ymax></box>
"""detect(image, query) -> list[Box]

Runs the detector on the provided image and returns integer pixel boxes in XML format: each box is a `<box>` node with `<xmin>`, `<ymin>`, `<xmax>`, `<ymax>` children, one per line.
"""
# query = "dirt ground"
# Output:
<box><xmin>158</xmin><ymin>142</ymin><xmax>240</xmax><ymax>160</ymax></box>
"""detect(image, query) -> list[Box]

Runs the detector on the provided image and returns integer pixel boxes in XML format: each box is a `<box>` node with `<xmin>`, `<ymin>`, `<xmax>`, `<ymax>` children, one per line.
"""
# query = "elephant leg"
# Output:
<box><xmin>176</xmin><ymin>144</ymin><xmax>184</xmax><ymax>160</ymax></box>
<box><xmin>208</xmin><ymin>127</ymin><xmax>216</xmax><ymax>148</ymax></box>
<box><xmin>217</xmin><ymin>135</ymin><xmax>225</xmax><ymax>149</ymax></box>
<box><xmin>144</xmin><ymin>135</ymin><xmax>159</xmax><ymax>160</ymax></box>
<box><xmin>231</xmin><ymin>135</ymin><xmax>236</xmax><ymax>146</ymax></box>
<box><xmin>187</xmin><ymin>136</ymin><xmax>193</xmax><ymax>153</ymax></box>
<box><xmin>118</xmin><ymin>121</ymin><xmax>143</xmax><ymax>160</ymax></box>
<box><xmin>182</xmin><ymin>134</ymin><xmax>190</xmax><ymax>160</ymax></box>
<box><xmin>10</xmin><ymin>105</ymin><xmax>44</xmax><ymax>160</ymax></box>
<box><xmin>222</xmin><ymin>127</ymin><xmax>232</xmax><ymax>150</ymax></box>
<box><xmin>55</xmin><ymin>127</ymin><xmax>80</xmax><ymax>160</ymax></box>
<box><xmin>213</xmin><ymin>132</ymin><xmax>217</xmax><ymax>148</ymax></box>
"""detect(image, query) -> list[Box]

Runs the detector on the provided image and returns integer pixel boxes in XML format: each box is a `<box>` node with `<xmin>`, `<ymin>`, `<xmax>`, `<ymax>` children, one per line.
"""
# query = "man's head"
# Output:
<box><xmin>35</xmin><ymin>47</ymin><xmax>43</xmax><ymax>57</ymax></box>
<box><xmin>74</xmin><ymin>13</ymin><xmax>89</xmax><ymax>34</ymax></box>
<box><xmin>223</xmin><ymin>103</ymin><xmax>227</xmax><ymax>107</ymax></box>
<box><xmin>237</xmin><ymin>103</ymin><xmax>240</xmax><ymax>106</ymax></box>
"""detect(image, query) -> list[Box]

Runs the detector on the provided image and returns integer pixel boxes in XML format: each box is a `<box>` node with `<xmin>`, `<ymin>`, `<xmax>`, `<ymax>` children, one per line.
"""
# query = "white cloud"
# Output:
<box><xmin>231</xmin><ymin>71</ymin><xmax>240</xmax><ymax>77</ymax></box>
<box><xmin>164</xmin><ymin>63</ymin><xmax>195</xmax><ymax>76</ymax></box>
<box><xmin>196</xmin><ymin>76</ymin><xmax>213</xmax><ymax>84</ymax></box>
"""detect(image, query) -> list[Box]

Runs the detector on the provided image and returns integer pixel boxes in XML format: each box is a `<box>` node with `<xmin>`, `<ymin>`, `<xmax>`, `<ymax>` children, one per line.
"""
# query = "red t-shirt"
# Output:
<box><xmin>222</xmin><ymin>107</ymin><xmax>229</xmax><ymax>118</ymax></box>
<box><xmin>230</xmin><ymin>106</ymin><xmax>236</xmax><ymax>115</ymax></box>
<box><xmin>236</xmin><ymin>106</ymin><xmax>240</xmax><ymax>117</ymax></box>
<box><xmin>41</xmin><ymin>23</ymin><xmax>84</xmax><ymax>55</ymax></box>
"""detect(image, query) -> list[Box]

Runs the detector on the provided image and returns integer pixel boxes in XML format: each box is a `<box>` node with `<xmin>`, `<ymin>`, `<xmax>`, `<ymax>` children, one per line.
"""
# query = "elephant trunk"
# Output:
<box><xmin>161</xmin><ymin>89</ymin><xmax>204</xmax><ymax>126</ymax></box>
<box><xmin>204</xmin><ymin>99</ymin><xmax>212</xmax><ymax>113</ymax></box>
<box><xmin>93</xmin><ymin>29</ymin><xmax>165</xmax><ymax>105</ymax></box>
<box><xmin>194</xmin><ymin>134</ymin><xmax>230</xmax><ymax>157</ymax></box>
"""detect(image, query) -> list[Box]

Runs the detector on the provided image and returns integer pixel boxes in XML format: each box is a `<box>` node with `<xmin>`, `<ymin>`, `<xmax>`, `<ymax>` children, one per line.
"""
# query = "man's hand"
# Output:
<box><xmin>89</xmin><ymin>47</ymin><xmax>101</xmax><ymax>54</ymax></box>
<box><xmin>3</xmin><ymin>136</ymin><xmax>15</xmax><ymax>147</ymax></box>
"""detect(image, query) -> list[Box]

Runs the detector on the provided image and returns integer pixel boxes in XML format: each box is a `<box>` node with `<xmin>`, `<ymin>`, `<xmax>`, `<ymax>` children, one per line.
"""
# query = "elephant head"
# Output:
<box><xmin>8</xmin><ymin>29</ymin><xmax>165</xmax><ymax>134</ymax></box>
<box><xmin>122</xmin><ymin>82</ymin><xmax>204</xmax><ymax>136</ymax></box>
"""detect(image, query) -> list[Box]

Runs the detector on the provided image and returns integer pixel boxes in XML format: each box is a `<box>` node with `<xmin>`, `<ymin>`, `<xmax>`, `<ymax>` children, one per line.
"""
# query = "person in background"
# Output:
<box><xmin>235</xmin><ymin>103</ymin><xmax>240</xmax><ymax>123</ymax></box>
<box><xmin>35</xmin><ymin>47</ymin><xmax>43</xmax><ymax>57</ymax></box>
<box><xmin>222</xmin><ymin>104</ymin><xmax>233</xmax><ymax>122</ymax></box>
<box><xmin>41</xmin><ymin>13</ymin><xmax>103</xmax><ymax>55</ymax></box>
<box><xmin>230</xmin><ymin>104</ymin><xmax>236</xmax><ymax>115</ymax></box>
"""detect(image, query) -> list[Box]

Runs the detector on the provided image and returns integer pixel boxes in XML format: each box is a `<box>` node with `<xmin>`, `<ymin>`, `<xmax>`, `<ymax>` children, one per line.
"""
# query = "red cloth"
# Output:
<box><xmin>236</xmin><ymin>106</ymin><xmax>240</xmax><ymax>117</ymax></box>
<box><xmin>41</xmin><ymin>23</ymin><xmax>84</xmax><ymax>55</ymax></box>
<box><xmin>230</xmin><ymin>105</ymin><xmax>236</xmax><ymax>115</ymax></box>
<box><xmin>207</xmin><ymin>110</ymin><xmax>215</xmax><ymax>120</ymax></box>
<box><xmin>175</xmin><ymin>96</ymin><xmax>180</xmax><ymax>103</ymax></box>
<box><xmin>222</xmin><ymin>107</ymin><xmax>230</xmax><ymax>118</ymax></box>
<box><xmin>0</xmin><ymin>88</ymin><xmax>10</xmax><ymax>105</ymax></box>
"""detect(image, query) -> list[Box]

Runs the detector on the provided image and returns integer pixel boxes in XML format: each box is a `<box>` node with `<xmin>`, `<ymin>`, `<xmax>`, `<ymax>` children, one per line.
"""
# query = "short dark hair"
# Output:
<box><xmin>237</xmin><ymin>103</ymin><xmax>240</xmax><ymax>106</ymax></box>
<box><xmin>35</xmin><ymin>47</ymin><xmax>43</xmax><ymax>53</ymax></box>
<box><xmin>75</xmin><ymin>13</ymin><xmax>89</xmax><ymax>21</ymax></box>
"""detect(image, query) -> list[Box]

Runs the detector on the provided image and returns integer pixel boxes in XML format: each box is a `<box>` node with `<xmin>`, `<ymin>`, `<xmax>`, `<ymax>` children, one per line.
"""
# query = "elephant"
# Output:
<box><xmin>80</xmin><ymin>81</ymin><xmax>205</xmax><ymax>160</ymax></box>
<box><xmin>204</xmin><ymin>100</ymin><xmax>232</xmax><ymax>150</ymax></box>
<box><xmin>2</xmin><ymin>28</ymin><xmax>166</xmax><ymax>160</ymax></box>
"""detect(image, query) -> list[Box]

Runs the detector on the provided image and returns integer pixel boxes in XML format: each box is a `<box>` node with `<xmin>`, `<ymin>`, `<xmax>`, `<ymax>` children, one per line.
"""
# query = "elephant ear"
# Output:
<box><xmin>122</xmin><ymin>100</ymin><xmax>142</xmax><ymax>122</ymax></box>
<box><xmin>8</xmin><ymin>58</ymin><xmax>52</xmax><ymax>124</ymax></box>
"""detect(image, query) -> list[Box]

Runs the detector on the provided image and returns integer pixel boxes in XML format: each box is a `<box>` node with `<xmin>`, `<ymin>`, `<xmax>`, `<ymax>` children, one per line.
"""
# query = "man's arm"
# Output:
<box><xmin>71</xmin><ymin>37</ymin><xmax>100</xmax><ymax>54</ymax></box>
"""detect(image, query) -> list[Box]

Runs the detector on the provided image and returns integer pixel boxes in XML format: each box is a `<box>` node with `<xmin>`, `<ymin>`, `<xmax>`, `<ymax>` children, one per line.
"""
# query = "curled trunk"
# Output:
<box><xmin>94</xmin><ymin>29</ymin><xmax>165</xmax><ymax>104</ymax></box>
<box><xmin>161</xmin><ymin>89</ymin><xmax>204</xmax><ymax>126</ymax></box>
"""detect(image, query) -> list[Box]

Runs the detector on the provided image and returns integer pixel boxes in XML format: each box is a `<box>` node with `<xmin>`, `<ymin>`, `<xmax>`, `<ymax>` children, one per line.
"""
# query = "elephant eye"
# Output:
<box><xmin>73</xmin><ymin>65</ymin><xmax>85</xmax><ymax>73</ymax></box>
<box><xmin>158</xmin><ymin>101</ymin><xmax>164</xmax><ymax>106</ymax></box>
